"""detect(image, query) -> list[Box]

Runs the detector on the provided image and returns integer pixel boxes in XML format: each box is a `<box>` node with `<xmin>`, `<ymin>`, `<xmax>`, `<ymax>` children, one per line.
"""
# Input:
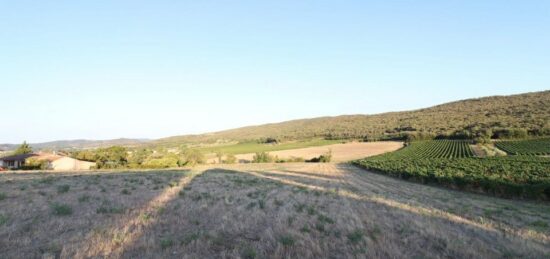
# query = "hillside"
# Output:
<box><xmin>153</xmin><ymin>90</ymin><xmax>550</xmax><ymax>146</ymax></box>
<box><xmin>3</xmin><ymin>90</ymin><xmax>548</xmax><ymax>151</ymax></box>
<box><xmin>0</xmin><ymin>138</ymin><xmax>149</xmax><ymax>151</ymax></box>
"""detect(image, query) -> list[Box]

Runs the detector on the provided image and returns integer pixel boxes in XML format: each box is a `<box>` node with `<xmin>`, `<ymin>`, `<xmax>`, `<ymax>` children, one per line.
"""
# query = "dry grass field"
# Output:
<box><xmin>1</xmin><ymin>163</ymin><xmax>549</xmax><ymax>258</ymax></box>
<box><xmin>225</xmin><ymin>141</ymin><xmax>403</xmax><ymax>163</ymax></box>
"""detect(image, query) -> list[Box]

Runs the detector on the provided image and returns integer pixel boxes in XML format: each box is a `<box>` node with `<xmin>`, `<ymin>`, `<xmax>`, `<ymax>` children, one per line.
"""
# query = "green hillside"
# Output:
<box><xmin>153</xmin><ymin>90</ymin><xmax>550</xmax><ymax>146</ymax></box>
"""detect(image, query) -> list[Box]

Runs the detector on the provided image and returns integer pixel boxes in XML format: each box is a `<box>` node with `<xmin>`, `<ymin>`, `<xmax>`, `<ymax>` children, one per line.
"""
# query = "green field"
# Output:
<box><xmin>495</xmin><ymin>138</ymin><xmax>550</xmax><ymax>155</ymax></box>
<box><xmin>197</xmin><ymin>139</ymin><xmax>343</xmax><ymax>155</ymax></box>
<box><xmin>354</xmin><ymin>140</ymin><xmax>550</xmax><ymax>200</ymax></box>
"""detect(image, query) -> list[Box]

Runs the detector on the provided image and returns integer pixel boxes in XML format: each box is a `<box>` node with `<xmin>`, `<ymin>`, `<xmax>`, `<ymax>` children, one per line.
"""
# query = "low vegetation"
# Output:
<box><xmin>495</xmin><ymin>138</ymin><xmax>550</xmax><ymax>155</ymax></box>
<box><xmin>306</xmin><ymin>150</ymin><xmax>332</xmax><ymax>163</ymax></box>
<box><xmin>70</xmin><ymin>146</ymin><xmax>206</xmax><ymax>169</ymax></box>
<box><xmin>1</xmin><ymin>164</ymin><xmax>548</xmax><ymax>258</ymax></box>
<box><xmin>397</xmin><ymin>140</ymin><xmax>475</xmax><ymax>158</ymax></box>
<box><xmin>354</xmin><ymin>140</ymin><xmax>550</xmax><ymax>200</ymax></box>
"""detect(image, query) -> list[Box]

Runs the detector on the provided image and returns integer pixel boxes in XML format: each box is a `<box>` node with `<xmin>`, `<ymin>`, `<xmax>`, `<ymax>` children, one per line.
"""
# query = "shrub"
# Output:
<box><xmin>57</xmin><ymin>184</ymin><xmax>70</xmax><ymax>194</ymax></box>
<box><xmin>96</xmin><ymin>206</ymin><xmax>124</xmax><ymax>214</ymax></box>
<box><xmin>224</xmin><ymin>154</ymin><xmax>237</xmax><ymax>164</ymax></box>
<box><xmin>279</xmin><ymin>235</ymin><xmax>295</xmax><ymax>246</ymax></box>
<box><xmin>179</xmin><ymin>149</ymin><xmax>205</xmax><ymax>166</ymax></box>
<box><xmin>0</xmin><ymin>214</ymin><xmax>8</xmax><ymax>226</ymax></box>
<box><xmin>160</xmin><ymin>238</ymin><xmax>174</xmax><ymax>249</ymax></box>
<box><xmin>307</xmin><ymin>150</ymin><xmax>332</xmax><ymax>163</ymax></box>
<box><xmin>51</xmin><ymin>203</ymin><xmax>73</xmax><ymax>216</ymax></box>
<box><xmin>276</xmin><ymin>156</ymin><xmax>305</xmax><ymax>163</ymax></box>
<box><xmin>22</xmin><ymin>158</ymin><xmax>50</xmax><ymax>170</ymax></box>
<box><xmin>78</xmin><ymin>194</ymin><xmax>91</xmax><ymax>202</ymax></box>
<box><xmin>142</xmin><ymin>156</ymin><xmax>179</xmax><ymax>169</ymax></box>
<box><xmin>252</xmin><ymin>152</ymin><xmax>274</xmax><ymax>163</ymax></box>
<box><xmin>347</xmin><ymin>229</ymin><xmax>364</xmax><ymax>244</ymax></box>
<box><xmin>241</xmin><ymin>246</ymin><xmax>257</xmax><ymax>259</ymax></box>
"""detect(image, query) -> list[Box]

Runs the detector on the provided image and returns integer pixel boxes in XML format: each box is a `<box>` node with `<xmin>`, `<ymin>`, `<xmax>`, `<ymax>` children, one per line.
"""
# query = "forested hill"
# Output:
<box><xmin>155</xmin><ymin>90</ymin><xmax>550</xmax><ymax>145</ymax></box>
<box><xmin>3</xmin><ymin>90</ymin><xmax>549</xmax><ymax>151</ymax></box>
<box><xmin>0</xmin><ymin>138</ymin><xmax>149</xmax><ymax>151</ymax></box>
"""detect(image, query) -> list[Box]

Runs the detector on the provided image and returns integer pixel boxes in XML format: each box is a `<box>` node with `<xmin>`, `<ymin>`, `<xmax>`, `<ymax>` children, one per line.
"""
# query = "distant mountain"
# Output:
<box><xmin>152</xmin><ymin>90</ymin><xmax>550</xmax><ymax>146</ymax></box>
<box><xmin>0</xmin><ymin>138</ymin><xmax>150</xmax><ymax>151</ymax></box>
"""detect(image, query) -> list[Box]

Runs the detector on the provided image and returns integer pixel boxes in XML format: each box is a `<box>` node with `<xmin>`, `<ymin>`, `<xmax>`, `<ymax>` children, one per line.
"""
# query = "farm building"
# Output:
<box><xmin>0</xmin><ymin>153</ymin><xmax>38</xmax><ymax>169</ymax></box>
<box><xmin>0</xmin><ymin>153</ymin><xmax>95</xmax><ymax>171</ymax></box>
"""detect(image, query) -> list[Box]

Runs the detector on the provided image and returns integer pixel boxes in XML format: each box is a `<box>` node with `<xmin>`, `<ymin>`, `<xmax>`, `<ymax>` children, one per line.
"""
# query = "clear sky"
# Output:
<box><xmin>1</xmin><ymin>1</ymin><xmax>549</xmax><ymax>143</ymax></box>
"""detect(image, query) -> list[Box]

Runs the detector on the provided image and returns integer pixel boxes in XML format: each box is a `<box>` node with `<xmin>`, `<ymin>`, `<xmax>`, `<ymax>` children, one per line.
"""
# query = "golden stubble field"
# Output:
<box><xmin>1</xmin><ymin>163</ymin><xmax>549</xmax><ymax>258</ymax></box>
<box><xmin>218</xmin><ymin>141</ymin><xmax>404</xmax><ymax>163</ymax></box>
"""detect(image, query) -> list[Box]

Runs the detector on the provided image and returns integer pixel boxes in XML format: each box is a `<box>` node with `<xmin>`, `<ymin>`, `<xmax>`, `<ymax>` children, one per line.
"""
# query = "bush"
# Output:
<box><xmin>278</xmin><ymin>235</ymin><xmax>295</xmax><ymax>246</ymax></box>
<box><xmin>22</xmin><ymin>158</ymin><xmax>50</xmax><ymax>170</ymax></box>
<box><xmin>179</xmin><ymin>149</ymin><xmax>205</xmax><ymax>166</ymax></box>
<box><xmin>51</xmin><ymin>203</ymin><xmax>72</xmax><ymax>216</ymax></box>
<box><xmin>252</xmin><ymin>152</ymin><xmax>274</xmax><ymax>163</ymax></box>
<box><xmin>224</xmin><ymin>154</ymin><xmax>237</xmax><ymax>164</ymax></box>
<box><xmin>96</xmin><ymin>206</ymin><xmax>124</xmax><ymax>214</ymax></box>
<box><xmin>142</xmin><ymin>155</ymin><xmax>179</xmax><ymax>169</ymax></box>
<box><xmin>0</xmin><ymin>214</ymin><xmax>8</xmax><ymax>226</ymax></box>
<box><xmin>347</xmin><ymin>229</ymin><xmax>364</xmax><ymax>244</ymax></box>
<box><xmin>307</xmin><ymin>150</ymin><xmax>332</xmax><ymax>163</ymax></box>
<box><xmin>276</xmin><ymin>156</ymin><xmax>305</xmax><ymax>163</ymax></box>
<box><xmin>57</xmin><ymin>184</ymin><xmax>70</xmax><ymax>193</ymax></box>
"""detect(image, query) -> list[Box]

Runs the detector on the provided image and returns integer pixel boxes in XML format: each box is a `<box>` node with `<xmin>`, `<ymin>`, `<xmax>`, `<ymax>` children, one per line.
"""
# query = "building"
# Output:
<box><xmin>48</xmin><ymin>156</ymin><xmax>96</xmax><ymax>171</ymax></box>
<box><xmin>0</xmin><ymin>153</ymin><xmax>38</xmax><ymax>169</ymax></box>
<box><xmin>0</xmin><ymin>153</ymin><xmax>96</xmax><ymax>171</ymax></box>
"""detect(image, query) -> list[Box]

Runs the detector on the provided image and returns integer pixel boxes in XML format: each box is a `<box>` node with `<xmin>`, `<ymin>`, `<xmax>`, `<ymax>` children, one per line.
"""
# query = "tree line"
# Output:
<box><xmin>70</xmin><ymin>146</ymin><xmax>207</xmax><ymax>169</ymax></box>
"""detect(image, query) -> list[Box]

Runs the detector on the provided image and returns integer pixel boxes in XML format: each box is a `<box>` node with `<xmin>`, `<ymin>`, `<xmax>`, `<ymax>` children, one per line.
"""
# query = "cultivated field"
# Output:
<box><xmin>495</xmin><ymin>138</ymin><xmax>550</xmax><ymax>155</ymax></box>
<box><xmin>1</xmin><ymin>163</ymin><xmax>549</xmax><ymax>258</ymax></box>
<box><xmin>216</xmin><ymin>141</ymin><xmax>403</xmax><ymax>163</ymax></box>
<box><xmin>355</xmin><ymin>140</ymin><xmax>550</xmax><ymax>200</ymax></box>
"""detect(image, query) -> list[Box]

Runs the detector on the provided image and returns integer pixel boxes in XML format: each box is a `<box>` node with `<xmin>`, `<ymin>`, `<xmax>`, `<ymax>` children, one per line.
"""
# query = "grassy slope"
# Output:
<box><xmin>1</xmin><ymin>164</ymin><xmax>549</xmax><ymax>258</ymax></box>
<box><xmin>153</xmin><ymin>90</ymin><xmax>550</xmax><ymax>147</ymax></box>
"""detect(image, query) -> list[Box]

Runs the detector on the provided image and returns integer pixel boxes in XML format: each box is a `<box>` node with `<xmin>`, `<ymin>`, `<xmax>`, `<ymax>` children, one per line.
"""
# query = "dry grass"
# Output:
<box><xmin>1</xmin><ymin>163</ymin><xmax>549</xmax><ymax>258</ymax></box>
<box><xmin>228</xmin><ymin>141</ymin><xmax>403</xmax><ymax>163</ymax></box>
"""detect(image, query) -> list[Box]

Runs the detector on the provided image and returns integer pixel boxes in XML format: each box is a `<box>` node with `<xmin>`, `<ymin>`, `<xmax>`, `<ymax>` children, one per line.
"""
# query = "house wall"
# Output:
<box><xmin>51</xmin><ymin>157</ymin><xmax>95</xmax><ymax>171</ymax></box>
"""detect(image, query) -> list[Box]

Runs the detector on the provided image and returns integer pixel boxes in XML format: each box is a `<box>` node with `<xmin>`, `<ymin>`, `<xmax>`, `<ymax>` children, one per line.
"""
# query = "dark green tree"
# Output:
<box><xmin>13</xmin><ymin>141</ymin><xmax>33</xmax><ymax>155</ymax></box>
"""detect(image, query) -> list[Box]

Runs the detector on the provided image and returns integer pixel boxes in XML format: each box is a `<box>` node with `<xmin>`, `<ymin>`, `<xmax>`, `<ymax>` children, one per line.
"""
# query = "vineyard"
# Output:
<box><xmin>387</xmin><ymin>140</ymin><xmax>474</xmax><ymax>159</ymax></box>
<box><xmin>495</xmin><ymin>138</ymin><xmax>550</xmax><ymax>155</ymax></box>
<box><xmin>354</xmin><ymin>140</ymin><xmax>550</xmax><ymax>200</ymax></box>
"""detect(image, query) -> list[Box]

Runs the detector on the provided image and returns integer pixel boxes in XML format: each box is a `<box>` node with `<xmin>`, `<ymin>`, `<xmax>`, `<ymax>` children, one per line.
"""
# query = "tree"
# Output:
<box><xmin>13</xmin><ymin>141</ymin><xmax>33</xmax><ymax>155</ymax></box>
<box><xmin>142</xmin><ymin>153</ymin><xmax>179</xmax><ymax>168</ymax></box>
<box><xmin>128</xmin><ymin>148</ymin><xmax>153</xmax><ymax>167</ymax></box>
<box><xmin>215</xmin><ymin>150</ymin><xmax>224</xmax><ymax>164</ymax></box>
<box><xmin>95</xmin><ymin>146</ymin><xmax>128</xmax><ymax>168</ymax></box>
<box><xmin>179</xmin><ymin>149</ymin><xmax>204</xmax><ymax>167</ymax></box>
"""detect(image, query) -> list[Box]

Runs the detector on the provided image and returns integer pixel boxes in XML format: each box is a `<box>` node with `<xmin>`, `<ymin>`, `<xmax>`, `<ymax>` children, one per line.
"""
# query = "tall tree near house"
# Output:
<box><xmin>13</xmin><ymin>141</ymin><xmax>33</xmax><ymax>155</ymax></box>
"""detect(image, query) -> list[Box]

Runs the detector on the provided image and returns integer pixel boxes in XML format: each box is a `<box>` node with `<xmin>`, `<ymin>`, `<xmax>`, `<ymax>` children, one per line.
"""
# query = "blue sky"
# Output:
<box><xmin>1</xmin><ymin>1</ymin><xmax>549</xmax><ymax>143</ymax></box>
